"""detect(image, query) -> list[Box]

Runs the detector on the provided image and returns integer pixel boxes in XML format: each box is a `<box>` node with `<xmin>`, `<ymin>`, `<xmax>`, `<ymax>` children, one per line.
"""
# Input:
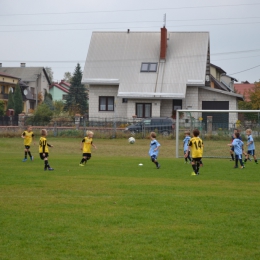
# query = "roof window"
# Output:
<box><xmin>140</xmin><ymin>63</ymin><xmax>157</xmax><ymax>72</ymax></box>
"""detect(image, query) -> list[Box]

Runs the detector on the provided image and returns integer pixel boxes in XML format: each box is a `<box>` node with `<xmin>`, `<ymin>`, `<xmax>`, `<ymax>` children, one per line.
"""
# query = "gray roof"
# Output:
<box><xmin>198</xmin><ymin>86</ymin><xmax>244</xmax><ymax>101</ymax></box>
<box><xmin>82</xmin><ymin>31</ymin><xmax>209</xmax><ymax>99</ymax></box>
<box><xmin>0</xmin><ymin>67</ymin><xmax>47</xmax><ymax>82</ymax></box>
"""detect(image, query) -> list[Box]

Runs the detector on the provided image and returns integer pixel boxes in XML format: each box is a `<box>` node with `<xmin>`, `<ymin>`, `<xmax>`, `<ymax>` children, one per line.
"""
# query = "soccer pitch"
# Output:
<box><xmin>1</xmin><ymin>138</ymin><xmax>260</xmax><ymax>260</ymax></box>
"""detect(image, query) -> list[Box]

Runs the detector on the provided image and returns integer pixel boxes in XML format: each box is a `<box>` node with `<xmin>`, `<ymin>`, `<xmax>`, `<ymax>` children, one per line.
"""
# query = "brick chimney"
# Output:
<box><xmin>160</xmin><ymin>26</ymin><xmax>167</xmax><ymax>60</ymax></box>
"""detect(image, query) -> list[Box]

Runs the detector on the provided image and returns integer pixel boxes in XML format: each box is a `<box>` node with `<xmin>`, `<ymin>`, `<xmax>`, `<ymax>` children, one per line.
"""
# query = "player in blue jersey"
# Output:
<box><xmin>183</xmin><ymin>130</ymin><xmax>191</xmax><ymax>163</ymax></box>
<box><xmin>229</xmin><ymin>129</ymin><xmax>241</xmax><ymax>161</ymax></box>
<box><xmin>228</xmin><ymin>132</ymin><xmax>245</xmax><ymax>169</ymax></box>
<box><xmin>244</xmin><ymin>129</ymin><xmax>258</xmax><ymax>164</ymax></box>
<box><xmin>149</xmin><ymin>132</ymin><xmax>161</xmax><ymax>169</ymax></box>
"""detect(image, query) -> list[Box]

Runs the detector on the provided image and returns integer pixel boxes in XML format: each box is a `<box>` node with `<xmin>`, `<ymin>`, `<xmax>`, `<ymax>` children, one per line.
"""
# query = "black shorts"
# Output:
<box><xmin>192</xmin><ymin>157</ymin><xmax>202</xmax><ymax>163</ymax></box>
<box><xmin>25</xmin><ymin>145</ymin><xmax>30</xmax><ymax>149</ymax></box>
<box><xmin>247</xmin><ymin>150</ymin><xmax>255</xmax><ymax>156</ymax></box>
<box><xmin>82</xmin><ymin>153</ymin><xmax>91</xmax><ymax>158</ymax></box>
<box><xmin>39</xmin><ymin>153</ymin><xmax>49</xmax><ymax>160</ymax></box>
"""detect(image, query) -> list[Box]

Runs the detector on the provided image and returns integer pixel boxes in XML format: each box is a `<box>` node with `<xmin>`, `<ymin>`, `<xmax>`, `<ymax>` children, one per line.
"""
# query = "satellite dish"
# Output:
<box><xmin>205</xmin><ymin>75</ymin><xmax>210</xmax><ymax>82</ymax></box>
<box><xmin>23</xmin><ymin>89</ymin><xmax>28</xmax><ymax>95</ymax></box>
<box><xmin>8</xmin><ymin>87</ymin><xmax>13</xmax><ymax>93</ymax></box>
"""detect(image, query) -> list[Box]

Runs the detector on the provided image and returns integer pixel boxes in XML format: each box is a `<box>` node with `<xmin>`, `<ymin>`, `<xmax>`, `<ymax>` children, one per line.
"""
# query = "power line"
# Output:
<box><xmin>1</xmin><ymin>16</ymin><xmax>260</xmax><ymax>27</ymax></box>
<box><xmin>1</xmin><ymin>21</ymin><xmax>260</xmax><ymax>33</ymax></box>
<box><xmin>229</xmin><ymin>64</ymin><xmax>260</xmax><ymax>75</ymax></box>
<box><xmin>2</xmin><ymin>48</ymin><xmax>260</xmax><ymax>63</ymax></box>
<box><xmin>1</xmin><ymin>3</ymin><xmax>260</xmax><ymax>16</ymax></box>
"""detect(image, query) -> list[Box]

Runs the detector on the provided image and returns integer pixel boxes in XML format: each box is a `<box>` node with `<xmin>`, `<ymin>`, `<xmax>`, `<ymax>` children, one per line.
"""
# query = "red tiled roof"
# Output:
<box><xmin>234</xmin><ymin>83</ymin><xmax>255</xmax><ymax>101</ymax></box>
<box><xmin>49</xmin><ymin>83</ymin><xmax>69</xmax><ymax>93</ymax></box>
<box><xmin>59</xmin><ymin>80</ymin><xmax>71</xmax><ymax>87</ymax></box>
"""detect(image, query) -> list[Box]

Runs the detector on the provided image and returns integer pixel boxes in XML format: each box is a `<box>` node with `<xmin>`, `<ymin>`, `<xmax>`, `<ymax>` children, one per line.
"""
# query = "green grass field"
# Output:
<box><xmin>1</xmin><ymin>137</ymin><xmax>260</xmax><ymax>260</ymax></box>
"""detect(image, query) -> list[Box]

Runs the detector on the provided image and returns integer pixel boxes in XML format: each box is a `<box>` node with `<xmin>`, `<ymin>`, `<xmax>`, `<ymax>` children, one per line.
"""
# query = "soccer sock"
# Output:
<box><xmin>80</xmin><ymin>158</ymin><xmax>85</xmax><ymax>164</ymax></box>
<box><xmin>155</xmin><ymin>161</ymin><xmax>158</xmax><ymax>167</ymax></box>
<box><xmin>44</xmin><ymin>160</ymin><xmax>50</xmax><ymax>168</ymax></box>
<box><xmin>28</xmin><ymin>151</ymin><xmax>32</xmax><ymax>158</ymax></box>
<box><xmin>192</xmin><ymin>164</ymin><xmax>197</xmax><ymax>173</ymax></box>
<box><xmin>185</xmin><ymin>158</ymin><xmax>187</xmax><ymax>162</ymax></box>
<box><xmin>231</xmin><ymin>154</ymin><xmax>234</xmax><ymax>160</ymax></box>
<box><xmin>244</xmin><ymin>158</ymin><xmax>247</xmax><ymax>162</ymax></box>
<box><xmin>24</xmin><ymin>151</ymin><xmax>27</xmax><ymax>159</ymax></box>
<box><xmin>239</xmin><ymin>159</ymin><xmax>244</xmax><ymax>166</ymax></box>
<box><xmin>235</xmin><ymin>159</ymin><xmax>238</xmax><ymax>167</ymax></box>
<box><xmin>196</xmin><ymin>162</ymin><xmax>200</xmax><ymax>173</ymax></box>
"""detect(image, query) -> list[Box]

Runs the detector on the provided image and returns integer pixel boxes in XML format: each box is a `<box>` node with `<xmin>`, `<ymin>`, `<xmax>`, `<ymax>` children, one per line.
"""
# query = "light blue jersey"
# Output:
<box><xmin>149</xmin><ymin>139</ymin><xmax>160</xmax><ymax>158</ymax></box>
<box><xmin>247</xmin><ymin>135</ymin><xmax>255</xmax><ymax>150</ymax></box>
<box><xmin>183</xmin><ymin>136</ymin><xmax>191</xmax><ymax>152</ymax></box>
<box><xmin>232</xmin><ymin>138</ymin><xmax>244</xmax><ymax>156</ymax></box>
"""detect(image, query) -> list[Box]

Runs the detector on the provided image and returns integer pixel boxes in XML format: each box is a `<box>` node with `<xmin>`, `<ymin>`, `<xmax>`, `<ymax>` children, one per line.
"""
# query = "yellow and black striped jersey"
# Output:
<box><xmin>39</xmin><ymin>136</ymin><xmax>50</xmax><ymax>153</ymax></box>
<box><xmin>82</xmin><ymin>137</ymin><xmax>93</xmax><ymax>153</ymax></box>
<box><xmin>188</xmin><ymin>137</ymin><xmax>204</xmax><ymax>158</ymax></box>
<box><xmin>22</xmin><ymin>131</ymin><xmax>34</xmax><ymax>146</ymax></box>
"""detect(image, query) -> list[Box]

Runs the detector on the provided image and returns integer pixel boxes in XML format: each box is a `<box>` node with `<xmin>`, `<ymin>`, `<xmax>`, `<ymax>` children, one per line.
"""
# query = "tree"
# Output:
<box><xmin>238</xmin><ymin>81</ymin><xmax>260</xmax><ymax>121</ymax></box>
<box><xmin>53</xmin><ymin>100</ymin><xmax>65</xmax><ymax>115</ymax></box>
<box><xmin>45</xmin><ymin>67</ymin><xmax>54</xmax><ymax>83</ymax></box>
<box><xmin>13</xmin><ymin>84</ymin><xmax>24</xmax><ymax>115</ymax></box>
<box><xmin>7</xmin><ymin>89</ymin><xmax>14</xmax><ymax>110</ymax></box>
<box><xmin>33</xmin><ymin>103</ymin><xmax>53</xmax><ymax>123</ymax></box>
<box><xmin>64</xmin><ymin>72</ymin><xmax>72</xmax><ymax>83</ymax></box>
<box><xmin>64</xmin><ymin>63</ymin><xmax>88</xmax><ymax>115</ymax></box>
<box><xmin>0</xmin><ymin>100</ymin><xmax>5</xmax><ymax>116</ymax></box>
<box><xmin>43</xmin><ymin>92</ymin><xmax>54</xmax><ymax>110</ymax></box>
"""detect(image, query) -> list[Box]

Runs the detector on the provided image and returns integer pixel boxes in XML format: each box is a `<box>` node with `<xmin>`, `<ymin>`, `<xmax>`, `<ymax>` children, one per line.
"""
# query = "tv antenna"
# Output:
<box><xmin>163</xmin><ymin>13</ymin><xmax>166</xmax><ymax>27</ymax></box>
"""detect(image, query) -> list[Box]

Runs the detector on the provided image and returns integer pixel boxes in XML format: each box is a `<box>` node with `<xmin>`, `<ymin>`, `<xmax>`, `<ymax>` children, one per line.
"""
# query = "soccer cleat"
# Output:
<box><xmin>79</xmin><ymin>163</ymin><xmax>84</xmax><ymax>166</ymax></box>
<box><xmin>44</xmin><ymin>167</ymin><xmax>47</xmax><ymax>171</ymax></box>
<box><xmin>157</xmin><ymin>164</ymin><xmax>161</xmax><ymax>169</ymax></box>
<box><xmin>22</xmin><ymin>158</ymin><xmax>27</xmax><ymax>162</ymax></box>
<box><xmin>230</xmin><ymin>159</ymin><xmax>234</xmax><ymax>161</ymax></box>
<box><xmin>48</xmin><ymin>168</ymin><xmax>54</xmax><ymax>171</ymax></box>
<box><xmin>196</xmin><ymin>172</ymin><xmax>200</xmax><ymax>175</ymax></box>
<box><xmin>30</xmin><ymin>156</ymin><xmax>34</xmax><ymax>161</ymax></box>
<box><xmin>191</xmin><ymin>172</ymin><xmax>196</xmax><ymax>176</ymax></box>
<box><xmin>240</xmin><ymin>166</ymin><xmax>245</xmax><ymax>169</ymax></box>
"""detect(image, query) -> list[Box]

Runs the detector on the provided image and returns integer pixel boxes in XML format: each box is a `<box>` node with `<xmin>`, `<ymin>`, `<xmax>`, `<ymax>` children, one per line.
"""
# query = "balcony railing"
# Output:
<box><xmin>0</xmin><ymin>93</ymin><xmax>9</xmax><ymax>99</ymax></box>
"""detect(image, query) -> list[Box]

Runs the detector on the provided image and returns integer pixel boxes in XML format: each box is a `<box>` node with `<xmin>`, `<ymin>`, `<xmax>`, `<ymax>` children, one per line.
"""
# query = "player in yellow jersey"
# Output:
<box><xmin>185</xmin><ymin>129</ymin><xmax>204</xmax><ymax>176</ymax></box>
<box><xmin>39</xmin><ymin>129</ymin><xmax>54</xmax><ymax>171</ymax></box>
<box><xmin>79</xmin><ymin>131</ymin><xmax>97</xmax><ymax>166</ymax></box>
<box><xmin>21</xmin><ymin>125</ymin><xmax>35</xmax><ymax>162</ymax></box>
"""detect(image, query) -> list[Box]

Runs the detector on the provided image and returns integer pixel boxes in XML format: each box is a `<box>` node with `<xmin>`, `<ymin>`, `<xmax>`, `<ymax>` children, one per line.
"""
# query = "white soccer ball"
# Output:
<box><xmin>128</xmin><ymin>137</ymin><xmax>135</xmax><ymax>144</ymax></box>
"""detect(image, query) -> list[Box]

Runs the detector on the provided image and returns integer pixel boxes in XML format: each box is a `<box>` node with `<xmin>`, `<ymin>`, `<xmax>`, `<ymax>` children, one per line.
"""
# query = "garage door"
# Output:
<box><xmin>202</xmin><ymin>101</ymin><xmax>229</xmax><ymax>130</ymax></box>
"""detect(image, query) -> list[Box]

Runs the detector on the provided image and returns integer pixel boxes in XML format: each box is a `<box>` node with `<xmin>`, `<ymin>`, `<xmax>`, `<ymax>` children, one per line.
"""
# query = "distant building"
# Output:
<box><xmin>0</xmin><ymin>71</ymin><xmax>35</xmax><ymax>113</ymax></box>
<box><xmin>234</xmin><ymin>81</ymin><xmax>255</xmax><ymax>101</ymax></box>
<box><xmin>0</xmin><ymin>63</ymin><xmax>51</xmax><ymax>112</ymax></box>
<box><xmin>49</xmin><ymin>80</ymin><xmax>70</xmax><ymax>102</ymax></box>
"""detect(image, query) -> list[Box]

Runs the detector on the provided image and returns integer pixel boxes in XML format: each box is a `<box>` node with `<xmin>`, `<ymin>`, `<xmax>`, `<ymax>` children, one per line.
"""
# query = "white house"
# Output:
<box><xmin>82</xmin><ymin>27</ymin><xmax>243</xmax><ymax>127</ymax></box>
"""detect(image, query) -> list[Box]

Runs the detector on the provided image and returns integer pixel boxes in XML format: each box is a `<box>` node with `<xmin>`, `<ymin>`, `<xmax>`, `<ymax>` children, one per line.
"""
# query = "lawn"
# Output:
<box><xmin>0</xmin><ymin>137</ymin><xmax>260</xmax><ymax>260</ymax></box>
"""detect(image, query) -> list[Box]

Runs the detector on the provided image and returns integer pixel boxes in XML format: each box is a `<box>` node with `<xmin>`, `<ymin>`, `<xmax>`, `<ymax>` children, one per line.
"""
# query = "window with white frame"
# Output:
<box><xmin>99</xmin><ymin>96</ymin><xmax>114</xmax><ymax>111</ymax></box>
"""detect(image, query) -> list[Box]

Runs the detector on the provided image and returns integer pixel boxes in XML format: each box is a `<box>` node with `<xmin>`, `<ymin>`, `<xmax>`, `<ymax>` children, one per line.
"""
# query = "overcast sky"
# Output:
<box><xmin>1</xmin><ymin>0</ymin><xmax>260</xmax><ymax>83</ymax></box>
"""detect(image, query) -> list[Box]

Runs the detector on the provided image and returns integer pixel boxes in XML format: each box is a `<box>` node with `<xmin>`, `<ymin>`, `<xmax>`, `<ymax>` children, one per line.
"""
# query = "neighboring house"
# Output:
<box><xmin>0</xmin><ymin>63</ymin><xmax>51</xmax><ymax>112</ymax></box>
<box><xmin>49</xmin><ymin>80</ymin><xmax>70</xmax><ymax>102</ymax></box>
<box><xmin>210</xmin><ymin>63</ymin><xmax>238</xmax><ymax>92</ymax></box>
<box><xmin>234</xmin><ymin>81</ymin><xmax>255</xmax><ymax>101</ymax></box>
<box><xmin>82</xmin><ymin>27</ymin><xmax>243</xmax><ymax>128</ymax></box>
<box><xmin>0</xmin><ymin>72</ymin><xmax>34</xmax><ymax>113</ymax></box>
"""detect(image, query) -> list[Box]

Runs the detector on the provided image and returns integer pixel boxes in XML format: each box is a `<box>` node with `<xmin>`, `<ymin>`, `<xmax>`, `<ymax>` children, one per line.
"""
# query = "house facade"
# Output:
<box><xmin>49</xmin><ymin>80</ymin><xmax>70</xmax><ymax>102</ymax></box>
<box><xmin>0</xmin><ymin>63</ymin><xmax>51</xmax><ymax>113</ymax></box>
<box><xmin>82</xmin><ymin>28</ymin><xmax>243</xmax><ymax>127</ymax></box>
